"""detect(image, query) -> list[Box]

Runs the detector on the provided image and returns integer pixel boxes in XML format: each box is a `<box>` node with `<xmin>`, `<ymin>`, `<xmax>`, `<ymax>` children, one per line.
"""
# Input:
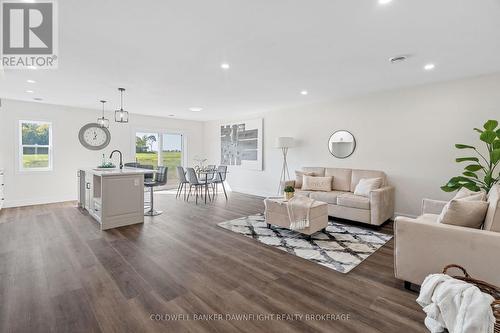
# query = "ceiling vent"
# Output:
<box><xmin>389</xmin><ymin>55</ymin><xmax>408</xmax><ymax>64</ymax></box>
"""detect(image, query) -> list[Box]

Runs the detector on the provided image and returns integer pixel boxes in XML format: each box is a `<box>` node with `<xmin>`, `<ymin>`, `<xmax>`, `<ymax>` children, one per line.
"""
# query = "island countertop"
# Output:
<box><xmin>81</xmin><ymin>167</ymin><xmax>155</xmax><ymax>177</ymax></box>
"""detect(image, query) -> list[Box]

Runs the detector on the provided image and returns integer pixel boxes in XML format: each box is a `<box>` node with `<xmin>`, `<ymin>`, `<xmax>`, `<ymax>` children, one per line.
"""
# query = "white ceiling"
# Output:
<box><xmin>1</xmin><ymin>0</ymin><xmax>500</xmax><ymax>121</ymax></box>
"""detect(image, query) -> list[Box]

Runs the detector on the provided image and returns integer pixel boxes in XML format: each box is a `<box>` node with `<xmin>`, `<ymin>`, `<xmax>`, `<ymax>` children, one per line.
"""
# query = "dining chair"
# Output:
<box><xmin>211</xmin><ymin>165</ymin><xmax>228</xmax><ymax>200</ymax></box>
<box><xmin>144</xmin><ymin>166</ymin><xmax>168</xmax><ymax>216</ymax></box>
<box><xmin>207</xmin><ymin>165</ymin><xmax>216</xmax><ymax>171</ymax></box>
<box><xmin>176</xmin><ymin>166</ymin><xmax>189</xmax><ymax>199</ymax></box>
<box><xmin>186</xmin><ymin>167</ymin><xmax>207</xmax><ymax>205</ymax></box>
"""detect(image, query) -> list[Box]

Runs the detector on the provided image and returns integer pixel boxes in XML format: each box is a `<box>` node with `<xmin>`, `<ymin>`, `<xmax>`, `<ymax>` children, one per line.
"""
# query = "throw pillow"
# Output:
<box><xmin>302</xmin><ymin>176</ymin><xmax>333</xmax><ymax>192</ymax></box>
<box><xmin>295</xmin><ymin>170</ymin><xmax>314</xmax><ymax>189</ymax></box>
<box><xmin>439</xmin><ymin>188</ymin><xmax>487</xmax><ymax>223</ymax></box>
<box><xmin>437</xmin><ymin>199</ymin><xmax>489</xmax><ymax>229</ymax></box>
<box><xmin>353</xmin><ymin>178</ymin><xmax>383</xmax><ymax>197</ymax></box>
<box><xmin>453</xmin><ymin>187</ymin><xmax>486</xmax><ymax>201</ymax></box>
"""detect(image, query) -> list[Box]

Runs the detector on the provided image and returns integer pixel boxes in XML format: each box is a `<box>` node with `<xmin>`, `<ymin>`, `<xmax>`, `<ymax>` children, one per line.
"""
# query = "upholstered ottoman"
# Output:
<box><xmin>264</xmin><ymin>197</ymin><xmax>329</xmax><ymax>236</ymax></box>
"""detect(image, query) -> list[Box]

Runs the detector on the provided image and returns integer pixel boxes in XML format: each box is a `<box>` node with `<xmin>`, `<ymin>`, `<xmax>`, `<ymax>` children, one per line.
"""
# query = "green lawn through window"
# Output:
<box><xmin>23</xmin><ymin>154</ymin><xmax>49</xmax><ymax>168</ymax></box>
<box><xmin>136</xmin><ymin>151</ymin><xmax>182</xmax><ymax>183</ymax></box>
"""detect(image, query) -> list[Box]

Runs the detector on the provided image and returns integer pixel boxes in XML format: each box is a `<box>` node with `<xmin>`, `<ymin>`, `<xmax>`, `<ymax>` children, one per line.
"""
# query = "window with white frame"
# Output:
<box><xmin>19</xmin><ymin>120</ymin><xmax>53</xmax><ymax>171</ymax></box>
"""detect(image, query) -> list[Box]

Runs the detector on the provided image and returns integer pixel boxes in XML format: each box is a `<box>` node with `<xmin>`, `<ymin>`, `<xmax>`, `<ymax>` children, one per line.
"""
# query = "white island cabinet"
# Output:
<box><xmin>78</xmin><ymin>167</ymin><xmax>153</xmax><ymax>230</ymax></box>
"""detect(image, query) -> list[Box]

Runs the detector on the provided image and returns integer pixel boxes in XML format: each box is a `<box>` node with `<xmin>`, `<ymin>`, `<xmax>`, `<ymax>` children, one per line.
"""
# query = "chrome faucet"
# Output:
<box><xmin>110</xmin><ymin>150</ymin><xmax>123</xmax><ymax>170</ymax></box>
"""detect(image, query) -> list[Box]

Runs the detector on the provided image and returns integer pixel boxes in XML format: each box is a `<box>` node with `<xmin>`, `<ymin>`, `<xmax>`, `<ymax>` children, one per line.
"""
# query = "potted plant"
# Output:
<box><xmin>284</xmin><ymin>186</ymin><xmax>295</xmax><ymax>200</ymax></box>
<box><xmin>442</xmin><ymin>119</ymin><xmax>500</xmax><ymax>193</ymax></box>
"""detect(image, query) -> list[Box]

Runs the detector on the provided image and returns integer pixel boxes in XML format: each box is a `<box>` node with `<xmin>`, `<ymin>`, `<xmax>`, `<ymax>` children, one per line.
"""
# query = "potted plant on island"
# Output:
<box><xmin>284</xmin><ymin>186</ymin><xmax>295</xmax><ymax>200</ymax></box>
<box><xmin>441</xmin><ymin>119</ymin><xmax>500</xmax><ymax>193</ymax></box>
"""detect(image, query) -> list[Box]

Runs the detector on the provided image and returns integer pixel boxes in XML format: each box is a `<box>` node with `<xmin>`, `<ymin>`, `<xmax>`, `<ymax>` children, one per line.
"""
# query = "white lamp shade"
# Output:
<box><xmin>275</xmin><ymin>137</ymin><xmax>294</xmax><ymax>148</ymax></box>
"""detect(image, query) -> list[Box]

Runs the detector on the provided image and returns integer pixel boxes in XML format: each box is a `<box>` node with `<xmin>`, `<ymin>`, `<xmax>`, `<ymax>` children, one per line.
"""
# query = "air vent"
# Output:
<box><xmin>389</xmin><ymin>55</ymin><xmax>408</xmax><ymax>64</ymax></box>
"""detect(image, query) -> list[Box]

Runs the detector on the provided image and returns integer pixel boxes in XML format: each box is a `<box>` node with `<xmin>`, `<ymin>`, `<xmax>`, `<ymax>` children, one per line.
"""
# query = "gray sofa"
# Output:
<box><xmin>284</xmin><ymin>167</ymin><xmax>395</xmax><ymax>226</ymax></box>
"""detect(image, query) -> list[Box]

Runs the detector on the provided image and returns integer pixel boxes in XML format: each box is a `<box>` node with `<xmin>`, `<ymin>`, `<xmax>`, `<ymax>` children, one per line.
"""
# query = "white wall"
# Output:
<box><xmin>203</xmin><ymin>73</ymin><xmax>500</xmax><ymax>217</ymax></box>
<box><xmin>0</xmin><ymin>99</ymin><xmax>204</xmax><ymax>208</ymax></box>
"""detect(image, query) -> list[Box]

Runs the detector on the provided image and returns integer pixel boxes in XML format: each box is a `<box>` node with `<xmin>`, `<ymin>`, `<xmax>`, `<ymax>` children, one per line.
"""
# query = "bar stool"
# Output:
<box><xmin>144</xmin><ymin>166</ymin><xmax>168</xmax><ymax>216</ymax></box>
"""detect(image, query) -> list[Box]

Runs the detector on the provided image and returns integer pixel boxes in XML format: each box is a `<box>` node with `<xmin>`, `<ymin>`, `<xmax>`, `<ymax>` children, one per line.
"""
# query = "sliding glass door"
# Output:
<box><xmin>135</xmin><ymin>131</ymin><xmax>184</xmax><ymax>187</ymax></box>
<box><xmin>161</xmin><ymin>133</ymin><xmax>183</xmax><ymax>185</ymax></box>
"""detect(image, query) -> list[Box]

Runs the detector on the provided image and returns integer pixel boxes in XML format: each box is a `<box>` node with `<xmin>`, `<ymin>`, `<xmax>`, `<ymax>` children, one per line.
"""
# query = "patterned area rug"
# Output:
<box><xmin>218</xmin><ymin>214</ymin><xmax>392</xmax><ymax>274</ymax></box>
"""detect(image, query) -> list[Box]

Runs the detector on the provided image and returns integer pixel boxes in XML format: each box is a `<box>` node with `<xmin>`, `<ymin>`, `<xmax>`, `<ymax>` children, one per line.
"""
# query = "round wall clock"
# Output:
<box><xmin>78</xmin><ymin>123</ymin><xmax>111</xmax><ymax>150</ymax></box>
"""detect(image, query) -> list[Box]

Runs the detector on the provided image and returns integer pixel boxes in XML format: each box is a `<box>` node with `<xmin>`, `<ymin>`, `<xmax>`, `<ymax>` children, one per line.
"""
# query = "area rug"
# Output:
<box><xmin>218</xmin><ymin>214</ymin><xmax>392</xmax><ymax>273</ymax></box>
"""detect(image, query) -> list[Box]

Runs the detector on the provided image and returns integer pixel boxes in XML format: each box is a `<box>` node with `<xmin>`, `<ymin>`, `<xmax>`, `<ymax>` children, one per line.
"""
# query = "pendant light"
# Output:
<box><xmin>114</xmin><ymin>87</ymin><xmax>129</xmax><ymax>123</ymax></box>
<box><xmin>97</xmin><ymin>100</ymin><xmax>109</xmax><ymax>128</ymax></box>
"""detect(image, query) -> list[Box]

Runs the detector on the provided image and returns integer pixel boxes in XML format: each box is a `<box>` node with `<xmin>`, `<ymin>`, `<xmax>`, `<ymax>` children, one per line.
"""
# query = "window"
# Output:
<box><xmin>19</xmin><ymin>120</ymin><xmax>52</xmax><ymax>171</ymax></box>
<box><xmin>135</xmin><ymin>131</ymin><xmax>183</xmax><ymax>187</ymax></box>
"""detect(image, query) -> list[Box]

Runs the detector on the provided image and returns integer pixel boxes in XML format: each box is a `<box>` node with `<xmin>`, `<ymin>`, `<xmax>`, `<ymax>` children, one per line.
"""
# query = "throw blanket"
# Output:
<box><xmin>286</xmin><ymin>195</ymin><xmax>315</xmax><ymax>230</ymax></box>
<box><xmin>416</xmin><ymin>273</ymin><xmax>495</xmax><ymax>333</ymax></box>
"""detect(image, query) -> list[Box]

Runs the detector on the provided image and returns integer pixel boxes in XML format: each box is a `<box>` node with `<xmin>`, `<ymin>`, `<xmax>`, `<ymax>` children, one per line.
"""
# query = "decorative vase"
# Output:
<box><xmin>284</xmin><ymin>192</ymin><xmax>294</xmax><ymax>200</ymax></box>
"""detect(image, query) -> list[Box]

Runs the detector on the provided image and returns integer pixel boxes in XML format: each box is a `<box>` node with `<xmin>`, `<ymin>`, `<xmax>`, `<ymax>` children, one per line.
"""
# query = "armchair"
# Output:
<box><xmin>394</xmin><ymin>185</ymin><xmax>500</xmax><ymax>288</ymax></box>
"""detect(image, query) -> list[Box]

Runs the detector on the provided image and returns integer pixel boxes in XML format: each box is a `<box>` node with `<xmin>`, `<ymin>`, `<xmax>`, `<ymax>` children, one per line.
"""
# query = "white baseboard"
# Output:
<box><xmin>229</xmin><ymin>186</ymin><xmax>275</xmax><ymax>199</ymax></box>
<box><xmin>4</xmin><ymin>195</ymin><xmax>76</xmax><ymax>208</ymax></box>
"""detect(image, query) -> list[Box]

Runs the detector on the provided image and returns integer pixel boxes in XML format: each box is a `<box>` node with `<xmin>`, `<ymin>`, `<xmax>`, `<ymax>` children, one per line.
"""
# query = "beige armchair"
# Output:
<box><xmin>394</xmin><ymin>185</ymin><xmax>500</xmax><ymax>289</ymax></box>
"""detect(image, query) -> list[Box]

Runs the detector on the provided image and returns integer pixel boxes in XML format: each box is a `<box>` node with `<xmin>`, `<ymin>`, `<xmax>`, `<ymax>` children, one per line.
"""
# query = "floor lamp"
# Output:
<box><xmin>275</xmin><ymin>137</ymin><xmax>294</xmax><ymax>194</ymax></box>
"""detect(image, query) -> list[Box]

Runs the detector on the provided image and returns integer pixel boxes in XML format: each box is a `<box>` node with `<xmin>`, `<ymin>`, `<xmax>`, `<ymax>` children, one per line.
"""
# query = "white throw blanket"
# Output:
<box><xmin>416</xmin><ymin>273</ymin><xmax>495</xmax><ymax>333</ymax></box>
<box><xmin>286</xmin><ymin>195</ymin><xmax>315</xmax><ymax>230</ymax></box>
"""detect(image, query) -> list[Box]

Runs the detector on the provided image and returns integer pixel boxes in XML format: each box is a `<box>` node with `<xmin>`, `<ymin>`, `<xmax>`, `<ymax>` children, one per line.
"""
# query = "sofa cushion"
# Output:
<box><xmin>416</xmin><ymin>213</ymin><xmax>440</xmax><ymax>224</ymax></box>
<box><xmin>310</xmin><ymin>191</ymin><xmax>348</xmax><ymax>204</ymax></box>
<box><xmin>353</xmin><ymin>177</ymin><xmax>383</xmax><ymax>197</ymax></box>
<box><xmin>302</xmin><ymin>176</ymin><xmax>332</xmax><ymax>192</ymax></box>
<box><xmin>438</xmin><ymin>200</ymin><xmax>489</xmax><ymax>229</ymax></box>
<box><xmin>350</xmin><ymin>169</ymin><xmax>387</xmax><ymax>192</ymax></box>
<box><xmin>336</xmin><ymin>193</ymin><xmax>370</xmax><ymax>210</ymax></box>
<box><xmin>303</xmin><ymin>167</ymin><xmax>325</xmax><ymax>177</ymax></box>
<box><xmin>295</xmin><ymin>190</ymin><xmax>313</xmax><ymax>197</ymax></box>
<box><xmin>325</xmin><ymin>168</ymin><xmax>352</xmax><ymax>192</ymax></box>
<box><xmin>294</xmin><ymin>170</ymin><xmax>314</xmax><ymax>189</ymax></box>
<box><xmin>484</xmin><ymin>184</ymin><xmax>500</xmax><ymax>232</ymax></box>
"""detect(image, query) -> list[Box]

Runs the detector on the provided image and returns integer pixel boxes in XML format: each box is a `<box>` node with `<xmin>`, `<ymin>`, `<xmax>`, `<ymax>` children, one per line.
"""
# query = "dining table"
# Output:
<box><xmin>197</xmin><ymin>169</ymin><xmax>228</xmax><ymax>204</ymax></box>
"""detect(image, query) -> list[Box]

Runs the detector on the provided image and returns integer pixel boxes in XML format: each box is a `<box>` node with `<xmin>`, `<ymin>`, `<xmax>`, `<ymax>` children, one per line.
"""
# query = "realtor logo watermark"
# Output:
<box><xmin>1</xmin><ymin>0</ymin><xmax>58</xmax><ymax>69</ymax></box>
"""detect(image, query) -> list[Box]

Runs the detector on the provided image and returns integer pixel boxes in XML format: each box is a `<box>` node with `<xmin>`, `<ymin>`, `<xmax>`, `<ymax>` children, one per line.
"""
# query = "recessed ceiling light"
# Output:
<box><xmin>27</xmin><ymin>79</ymin><xmax>36</xmax><ymax>83</ymax></box>
<box><xmin>300</xmin><ymin>90</ymin><xmax>308</xmax><ymax>95</ymax></box>
<box><xmin>189</xmin><ymin>107</ymin><xmax>203</xmax><ymax>112</ymax></box>
<box><xmin>220</xmin><ymin>63</ymin><xmax>230</xmax><ymax>70</ymax></box>
<box><xmin>424</xmin><ymin>63</ymin><xmax>436</xmax><ymax>71</ymax></box>
<box><xmin>27</xmin><ymin>66</ymin><xmax>37</xmax><ymax>70</ymax></box>
<box><xmin>25</xmin><ymin>90</ymin><xmax>34</xmax><ymax>93</ymax></box>
<box><xmin>378</xmin><ymin>0</ymin><xmax>393</xmax><ymax>4</ymax></box>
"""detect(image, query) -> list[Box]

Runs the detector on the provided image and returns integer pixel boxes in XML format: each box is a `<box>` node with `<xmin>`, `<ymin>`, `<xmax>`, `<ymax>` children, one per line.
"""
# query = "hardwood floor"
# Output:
<box><xmin>0</xmin><ymin>191</ymin><xmax>426</xmax><ymax>333</ymax></box>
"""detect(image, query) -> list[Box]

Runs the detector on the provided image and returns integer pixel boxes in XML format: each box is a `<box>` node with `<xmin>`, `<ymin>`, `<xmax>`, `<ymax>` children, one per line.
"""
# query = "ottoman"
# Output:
<box><xmin>264</xmin><ymin>197</ymin><xmax>329</xmax><ymax>236</ymax></box>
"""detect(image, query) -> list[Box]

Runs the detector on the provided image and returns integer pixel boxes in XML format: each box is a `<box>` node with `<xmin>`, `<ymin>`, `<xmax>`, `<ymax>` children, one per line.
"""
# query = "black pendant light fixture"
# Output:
<box><xmin>97</xmin><ymin>100</ymin><xmax>109</xmax><ymax>128</ymax></box>
<box><xmin>114</xmin><ymin>87</ymin><xmax>129</xmax><ymax>123</ymax></box>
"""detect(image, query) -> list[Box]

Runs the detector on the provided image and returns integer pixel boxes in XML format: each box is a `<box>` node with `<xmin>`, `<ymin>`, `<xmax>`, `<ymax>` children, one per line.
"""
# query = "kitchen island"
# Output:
<box><xmin>77</xmin><ymin>167</ymin><xmax>154</xmax><ymax>230</ymax></box>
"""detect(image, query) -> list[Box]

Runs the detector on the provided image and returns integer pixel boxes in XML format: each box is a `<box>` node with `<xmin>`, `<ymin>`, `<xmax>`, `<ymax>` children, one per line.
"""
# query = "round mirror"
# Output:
<box><xmin>328</xmin><ymin>130</ymin><xmax>356</xmax><ymax>159</ymax></box>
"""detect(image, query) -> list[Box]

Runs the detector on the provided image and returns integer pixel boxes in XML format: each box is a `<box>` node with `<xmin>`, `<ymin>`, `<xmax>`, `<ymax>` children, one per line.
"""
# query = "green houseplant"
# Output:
<box><xmin>441</xmin><ymin>120</ymin><xmax>500</xmax><ymax>193</ymax></box>
<box><xmin>284</xmin><ymin>185</ymin><xmax>295</xmax><ymax>200</ymax></box>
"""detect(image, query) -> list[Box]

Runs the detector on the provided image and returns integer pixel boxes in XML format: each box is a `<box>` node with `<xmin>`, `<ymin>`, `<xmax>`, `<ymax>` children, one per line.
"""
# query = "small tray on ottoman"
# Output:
<box><xmin>264</xmin><ymin>197</ymin><xmax>328</xmax><ymax>235</ymax></box>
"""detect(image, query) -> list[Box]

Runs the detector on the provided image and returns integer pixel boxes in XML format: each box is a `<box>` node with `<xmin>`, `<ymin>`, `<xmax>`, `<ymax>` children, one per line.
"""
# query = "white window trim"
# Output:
<box><xmin>18</xmin><ymin>120</ymin><xmax>53</xmax><ymax>172</ymax></box>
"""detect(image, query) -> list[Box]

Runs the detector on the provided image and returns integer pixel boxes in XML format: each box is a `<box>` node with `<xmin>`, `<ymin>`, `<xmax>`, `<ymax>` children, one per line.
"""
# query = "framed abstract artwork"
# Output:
<box><xmin>220</xmin><ymin>118</ymin><xmax>263</xmax><ymax>170</ymax></box>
